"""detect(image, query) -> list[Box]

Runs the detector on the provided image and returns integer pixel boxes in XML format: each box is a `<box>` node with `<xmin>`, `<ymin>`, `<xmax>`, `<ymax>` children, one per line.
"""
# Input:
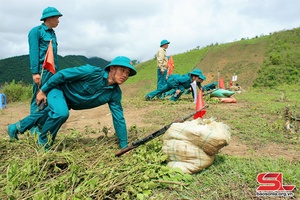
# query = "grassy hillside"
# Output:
<box><xmin>197</xmin><ymin>37</ymin><xmax>268</xmax><ymax>87</ymax></box>
<box><xmin>254</xmin><ymin>28</ymin><xmax>300</xmax><ymax>87</ymax></box>
<box><xmin>129</xmin><ymin>27</ymin><xmax>300</xmax><ymax>90</ymax></box>
<box><xmin>1</xmin><ymin>27</ymin><xmax>299</xmax><ymax>89</ymax></box>
<box><xmin>127</xmin><ymin>47</ymin><xmax>210</xmax><ymax>93</ymax></box>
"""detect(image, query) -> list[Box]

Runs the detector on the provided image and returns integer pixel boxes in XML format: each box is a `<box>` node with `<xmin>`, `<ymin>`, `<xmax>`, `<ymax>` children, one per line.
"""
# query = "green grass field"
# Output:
<box><xmin>1</xmin><ymin>84</ymin><xmax>299</xmax><ymax>199</ymax></box>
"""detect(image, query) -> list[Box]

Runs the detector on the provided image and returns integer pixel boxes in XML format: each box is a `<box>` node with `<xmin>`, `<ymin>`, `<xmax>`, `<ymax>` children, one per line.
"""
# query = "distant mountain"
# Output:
<box><xmin>0</xmin><ymin>55</ymin><xmax>110</xmax><ymax>84</ymax></box>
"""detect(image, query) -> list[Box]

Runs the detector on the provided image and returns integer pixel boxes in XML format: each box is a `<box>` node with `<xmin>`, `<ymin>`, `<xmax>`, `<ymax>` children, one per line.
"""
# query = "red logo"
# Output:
<box><xmin>257</xmin><ymin>172</ymin><xmax>296</xmax><ymax>191</ymax></box>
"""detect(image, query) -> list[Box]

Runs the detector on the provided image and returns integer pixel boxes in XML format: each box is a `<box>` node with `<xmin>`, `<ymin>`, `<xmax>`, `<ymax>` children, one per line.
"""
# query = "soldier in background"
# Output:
<box><xmin>28</xmin><ymin>7</ymin><xmax>63</xmax><ymax>133</ymax></box>
<box><xmin>156</xmin><ymin>39</ymin><xmax>170</xmax><ymax>97</ymax></box>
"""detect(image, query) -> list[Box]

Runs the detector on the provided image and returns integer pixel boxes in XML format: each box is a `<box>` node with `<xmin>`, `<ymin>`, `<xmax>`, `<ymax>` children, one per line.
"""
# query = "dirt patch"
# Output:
<box><xmin>220</xmin><ymin>137</ymin><xmax>299</xmax><ymax>161</ymax></box>
<box><xmin>197</xmin><ymin>41</ymin><xmax>268</xmax><ymax>88</ymax></box>
<box><xmin>0</xmin><ymin>100</ymin><xmax>299</xmax><ymax>161</ymax></box>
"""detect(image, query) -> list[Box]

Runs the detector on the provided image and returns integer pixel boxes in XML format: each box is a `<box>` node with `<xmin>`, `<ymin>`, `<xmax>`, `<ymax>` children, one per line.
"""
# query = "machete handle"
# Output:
<box><xmin>202</xmin><ymin>89</ymin><xmax>218</xmax><ymax>96</ymax></box>
<box><xmin>115</xmin><ymin>144</ymin><xmax>135</xmax><ymax>157</ymax></box>
<box><xmin>38</xmin><ymin>101</ymin><xmax>46</xmax><ymax>111</ymax></box>
<box><xmin>115</xmin><ymin>105</ymin><xmax>209</xmax><ymax>157</ymax></box>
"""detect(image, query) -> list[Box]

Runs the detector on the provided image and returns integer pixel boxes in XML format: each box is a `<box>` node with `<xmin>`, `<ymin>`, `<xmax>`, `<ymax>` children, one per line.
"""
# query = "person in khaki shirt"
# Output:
<box><xmin>156</xmin><ymin>40</ymin><xmax>170</xmax><ymax>96</ymax></box>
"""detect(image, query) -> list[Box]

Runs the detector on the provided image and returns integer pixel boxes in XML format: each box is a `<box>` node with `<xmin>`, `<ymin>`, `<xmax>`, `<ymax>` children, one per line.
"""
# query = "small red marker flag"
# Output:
<box><xmin>167</xmin><ymin>55</ymin><xmax>174</xmax><ymax>75</ymax></box>
<box><xmin>219</xmin><ymin>77</ymin><xmax>225</xmax><ymax>89</ymax></box>
<box><xmin>42</xmin><ymin>40</ymin><xmax>56</xmax><ymax>74</ymax></box>
<box><xmin>194</xmin><ymin>89</ymin><xmax>206</xmax><ymax>119</ymax></box>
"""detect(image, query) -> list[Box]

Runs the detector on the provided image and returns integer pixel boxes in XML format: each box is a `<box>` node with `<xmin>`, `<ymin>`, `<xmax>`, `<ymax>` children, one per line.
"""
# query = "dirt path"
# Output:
<box><xmin>1</xmin><ymin>101</ymin><xmax>299</xmax><ymax>161</ymax></box>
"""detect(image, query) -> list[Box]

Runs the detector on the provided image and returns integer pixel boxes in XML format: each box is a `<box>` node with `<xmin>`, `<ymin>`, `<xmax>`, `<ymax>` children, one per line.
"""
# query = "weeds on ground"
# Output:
<box><xmin>0</xmin><ymin>84</ymin><xmax>299</xmax><ymax>199</ymax></box>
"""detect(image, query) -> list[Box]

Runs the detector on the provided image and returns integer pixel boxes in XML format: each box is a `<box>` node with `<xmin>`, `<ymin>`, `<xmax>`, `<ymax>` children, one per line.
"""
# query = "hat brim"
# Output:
<box><xmin>189</xmin><ymin>73</ymin><xmax>206</xmax><ymax>80</ymax></box>
<box><xmin>40</xmin><ymin>14</ymin><xmax>63</xmax><ymax>21</ymax></box>
<box><xmin>105</xmin><ymin>62</ymin><xmax>137</xmax><ymax>76</ymax></box>
<box><xmin>199</xmin><ymin>74</ymin><xmax>206</xmax><ymax>80</ymax></box>
<box><xmin>188</xmin><ymin>72</ymin><xmax>201</xmax><ymax>76</ymax></box>
<box><xmin>160</xmin><ymin>42</ymin><xmax>170</xmax><ymax>47</ymax></box>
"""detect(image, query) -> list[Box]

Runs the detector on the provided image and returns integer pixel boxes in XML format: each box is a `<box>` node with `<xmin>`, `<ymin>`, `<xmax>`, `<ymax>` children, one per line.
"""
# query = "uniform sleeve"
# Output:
<box><xmin>176</xmin><ymin>85</ymin><xmax>186</xmax><ymax>93</ymax></box>
<box><xmin>173</xmin><ymin>75</ymin><xmax>190</xmax><ymax>92</ymax></box>
<box><xmin>108</xmin><ymin>94</ymin><xmax>128</xmax><ymax>149</ymax></box>
<box><xmin>28</xmin><ymin>27</ymin><xmax>40</xmax><ymax>74</ymax></box>
<box><xmin>41</xmin><ymin>65</ymin><xmax>97</xmax><ymax>93</ymax></box>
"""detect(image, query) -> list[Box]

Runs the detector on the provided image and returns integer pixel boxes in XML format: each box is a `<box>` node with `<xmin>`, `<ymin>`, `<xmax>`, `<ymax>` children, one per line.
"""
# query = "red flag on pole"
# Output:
<box><xmin>219</xmin><ymin>77</ymin><xmax>225</xmax><ymax>89</ymax></box>
<box><xmin>193</xmin><ymin>89</ymin><xmax>206</xmax><ymax>119</ymax></box>
<box><xmin>42</xmin><ymin>40</ymin><xmax>56</xmax><ymax>74</ymax></box>
<box><xmin>167</xmin><ymin>55</ymin><xmax>174</xmax><ymax>75</ymax></box>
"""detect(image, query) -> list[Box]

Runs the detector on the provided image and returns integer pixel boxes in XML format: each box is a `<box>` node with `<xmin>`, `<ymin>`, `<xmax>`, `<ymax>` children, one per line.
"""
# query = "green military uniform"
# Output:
<box><xmin>28</xmin><ymin>7</ymin><xmax>62</xmax><ymax>114</ymax></box>
<box><xmin>8</xmin><ymin>56</ymin><xmax>137</xmax><ymax>150</ymax></box>
<box><xmin>145</xmin><ymin>69</ymin><xmax>206</xmax><ymax>101</ymax></box>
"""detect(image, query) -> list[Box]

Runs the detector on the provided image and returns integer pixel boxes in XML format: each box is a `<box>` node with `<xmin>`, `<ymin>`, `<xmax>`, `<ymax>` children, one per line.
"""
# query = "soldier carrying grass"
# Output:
<box><xmin>7</xmin><ymin>56</ymin><xmax>137</xmax><ymax>150</ymax></box>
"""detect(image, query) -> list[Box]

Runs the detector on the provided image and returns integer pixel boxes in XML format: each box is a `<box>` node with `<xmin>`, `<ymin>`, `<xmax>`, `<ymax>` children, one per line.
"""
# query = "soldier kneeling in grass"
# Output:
<box><xmin>145</xmin><ymin>69</ymin><xmax>206</xmax><ymax>101</ymax></box>
<box><xmin>8</xmin><ymin>56</ymin><xmax>137</xmax><ymax>150</ymax></box>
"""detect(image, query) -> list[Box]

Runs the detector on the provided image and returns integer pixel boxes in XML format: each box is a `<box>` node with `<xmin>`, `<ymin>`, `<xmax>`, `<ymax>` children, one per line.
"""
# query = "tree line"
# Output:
<box><xmin>0</xmin><ymin>55</ymin><xmax>110</xmax><ymax>85</ymax></box>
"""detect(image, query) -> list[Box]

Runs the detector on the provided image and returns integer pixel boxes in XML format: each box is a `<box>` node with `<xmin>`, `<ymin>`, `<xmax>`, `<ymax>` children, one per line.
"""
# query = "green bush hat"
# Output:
<box><xmin>199</xmin><ymin>73</ymin><xmax>206</xmax><ymax>81</ymax></box>
<box><xmin>160</xmin><ymin>39</ymin><xmax>170</xmax><ymax>47</ymax></box>
<box><xmin>40</xmin><ymin>7</ymin><xmax>63</xmax><ymax>21</ymax></box>
<box><xmin>105</xmin><ymin>56</ymin><xmax>137</xmax><ymax>76</ymax></box>
<box><xmin>189</xmin><ymin>68</ymin><xmax>206</xmax><ymax>80</ymax></box>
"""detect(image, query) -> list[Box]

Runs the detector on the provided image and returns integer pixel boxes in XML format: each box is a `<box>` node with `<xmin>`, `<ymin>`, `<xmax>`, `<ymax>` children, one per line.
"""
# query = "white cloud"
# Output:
<box><xmin>0</xmin><ymin>0</ymin><xmax>299</xmax><ymax>62</ymax></box>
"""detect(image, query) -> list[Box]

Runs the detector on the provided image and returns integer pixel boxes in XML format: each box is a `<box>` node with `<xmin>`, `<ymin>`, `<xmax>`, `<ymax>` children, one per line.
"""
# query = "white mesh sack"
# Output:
<box><xmin>163</xmin><ymin>118</ymin><xmax>231</xmax><ymax>156</ymax></box>
<box><xmin>162</xmin><ymin>139</ymin><xmax>214</xmax><ymax>174</ymax></box>
<box><xmin>162</xmin><ymin>118</ymin><xmax>231</xmax><ymax>174</ymax></box>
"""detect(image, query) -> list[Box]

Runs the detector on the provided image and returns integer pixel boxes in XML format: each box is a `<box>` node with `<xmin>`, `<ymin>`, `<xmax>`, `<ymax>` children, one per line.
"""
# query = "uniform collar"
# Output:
<box><xmin>103</xmin><ymin>69</ymin><xmax>116</xmax><ymax>88</ymax></box>
<box><xmin>103</xmin><ymin>69</ymin><xmax>109</xmax><ymax>79</ymax></box>
<box><xmin>187</xmin><ymin>74</ymin><xmax>193</xmax><ymax>82</ymax></box>
<box><xmin>41</xmin><ymin>23</ymin><xmax>52</xmax><ymax>31</ymax></box>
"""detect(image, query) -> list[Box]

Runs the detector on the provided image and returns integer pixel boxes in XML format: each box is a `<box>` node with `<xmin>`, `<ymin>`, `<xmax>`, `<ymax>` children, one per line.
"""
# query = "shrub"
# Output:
<box><xmin>254</xmin><ymin>28</ymin><xmax>300</xmax><ymax>87</ymax></box>
<box><xmin>270</xmin><ymin>54</ymin><xmax>282</xmax><ymax>65</ymax></box>
<box><xmin>1</xmin><ymin>80</ymin><xmax>32</xmax><ymax>103</ymax></box>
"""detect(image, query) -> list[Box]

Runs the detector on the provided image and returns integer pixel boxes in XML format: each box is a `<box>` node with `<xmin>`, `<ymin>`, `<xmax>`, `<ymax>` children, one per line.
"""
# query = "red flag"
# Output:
<box><xmin>42</xmin><ymin>40</ymin><xmax>56</xmax><ymax>74</ymax></box>
<box><xmin>219</xmin><ymin>77</ymin><xmax>225</xmax><ymax>89</ymax></box>
<box><xmin>167</xmin><ymin>55</ymin><xmax>174</xmax><ymax>75</ymax></box>
<box><xmin>193</xmin><ymin>89</ymin><xmax>206</xmax><ymax>119</ymax></box>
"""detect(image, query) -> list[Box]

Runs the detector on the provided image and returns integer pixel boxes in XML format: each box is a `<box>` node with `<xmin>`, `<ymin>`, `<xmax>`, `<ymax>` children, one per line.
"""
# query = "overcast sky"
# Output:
<box><xmin>1</xmin><ymin>0</ymin><xmax>299</xmax><ymax>62</ymax></box>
